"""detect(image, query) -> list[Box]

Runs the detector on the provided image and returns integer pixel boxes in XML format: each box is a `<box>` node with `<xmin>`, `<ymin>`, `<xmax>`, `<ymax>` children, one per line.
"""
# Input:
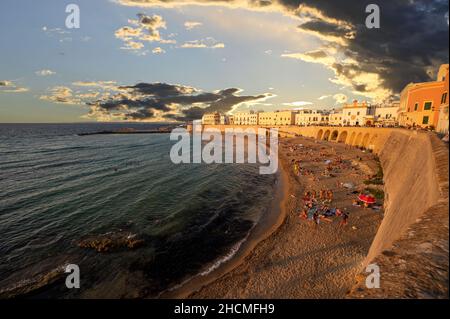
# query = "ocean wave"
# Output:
<box><xmin>159</xmin><ymin>224</ymin><xmax>254</xmax><ymax>298</ymax></box>
<box><xmin>199</xmin><ymin>231</ymin><xmax>251</xmax><ymax>277</ymax></box>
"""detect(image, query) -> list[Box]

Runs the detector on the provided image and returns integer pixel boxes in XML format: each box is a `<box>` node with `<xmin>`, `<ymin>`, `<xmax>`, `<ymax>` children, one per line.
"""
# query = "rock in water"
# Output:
<box><xmin>78</xmin><ymin>232</ymin><xmax>144</xmax><ymax>252</ymax></box>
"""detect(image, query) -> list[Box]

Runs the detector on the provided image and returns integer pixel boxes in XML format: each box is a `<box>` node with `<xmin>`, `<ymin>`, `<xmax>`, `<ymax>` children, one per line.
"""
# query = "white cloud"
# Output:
<box><xmin>333</xmin><ymin>93</ymin><xmax>348</xmax><ymax>104</ymax></box>
<box><xmin>184</xmin><ymin>21</ymin><xmax>203</xmax><ymax>30</ymax></box>
<box><xmin>40</xmin><ymin>86</ymin><xmax>80</xmax><ymax>104</ymax></box>
<box><xmin>282</xmin><ymin>48</ymin><xmax>391</xmax><ymax>102</ymax></box>
<box><xmin>40</xmin><ymin>81</ymin><xmax>122</xmax><ymax>105</ymax></box>
<box><xmin>152</xmin><ymin>47</ymin><xmax>166</xmax><ymax>54</ymax></box>
<box><xmin>35</xmin><ymin>69</ymin><xmax>56</xmax><ymax>76</ymax></box>
<box><xmin>72</xmin><ymin>81</ymin><xmax>118</xmax><ymax>90</ymax></box>
<box><xmin>181</xmin><ymin>37</ymin><xmax>225</xmax><ymax>49</ymax></box>
<box><xmin>115</xmin><ymin>14</ymin><xmax>172</xmax><ymax>54</ymax></box>
<box><xmin>121</xmin><ymin>40</ymin><xmax>145</xmax><ymax>51</ymax></box>
<box><xmin>282</xmin><ymin>101</ymin><xmax>313</xmax><ymax>107</ymax></box>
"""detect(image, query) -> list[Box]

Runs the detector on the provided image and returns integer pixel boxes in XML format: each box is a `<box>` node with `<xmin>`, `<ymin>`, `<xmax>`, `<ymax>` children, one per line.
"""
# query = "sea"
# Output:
<box><xmin>0</xmin><ymin>123</ymin><xmax>277</xmax><ymax>298</ymax></box>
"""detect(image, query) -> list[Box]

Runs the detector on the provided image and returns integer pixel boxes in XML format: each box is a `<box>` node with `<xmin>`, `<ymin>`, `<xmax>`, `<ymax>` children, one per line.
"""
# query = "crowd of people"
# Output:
<box><xmin>298</xmin><ymin>190</ymin><xmax>349</xmax><ymax>227</ymax></box>
<box><xmin>284</xmin><ymin>139</ymin><xmax>382</xmax><ymax>228</ymax></box>
<box><xmin>287</xmin><ymin>141</ymin><xmax>381</xmax><ymax>228</ymax></box>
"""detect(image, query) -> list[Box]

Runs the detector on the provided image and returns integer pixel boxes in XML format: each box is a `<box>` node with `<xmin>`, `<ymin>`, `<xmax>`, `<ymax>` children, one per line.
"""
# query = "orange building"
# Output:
<box><xmin>399</xmin><ymin>64</ymin><xmax>449</xmax><ymax>129</ymax></box>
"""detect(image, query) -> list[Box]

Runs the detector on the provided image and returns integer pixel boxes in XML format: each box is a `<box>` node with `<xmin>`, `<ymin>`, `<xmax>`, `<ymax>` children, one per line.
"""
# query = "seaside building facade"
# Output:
<box><xmin>258</xmin><ymin>110</ymin><xmax>297</xmax><ymax>126</ymax></box>
<box><xmin>201</xmin><ymin>112</ymin><xmax>221</xmax><ymax>125</ymax></box>
<box><xmin>220</xmin><ymin>114</ymin><xmax>230</xmax><ymax>125</ymax></box>
<box><xmin>374</xmin><ymin>102</ymin><xmax>400</xmax><ymax>127</ymax></box>
<box><xmin>233</xmin><ymin>111</ymin><xmax>259</xmax><ymax>125</ymax></box>
<box><xmin>342</xmin><ymin>100</ymin><xmax>375</xmax><ymax>126</ymax></box>
<box><xmin>328</xmin><ymin>111</ymin><xmax>343</xmax><ymax>126</ymax></box>
<box><xmin>398</xmin><ymin>64</ymin><xmax>449</xmax><ymax>129</ymax></box>
<box><xmin>295</xmin><ymin>110</ymin><xmax>330</xmax><ymax>126</ymax></box>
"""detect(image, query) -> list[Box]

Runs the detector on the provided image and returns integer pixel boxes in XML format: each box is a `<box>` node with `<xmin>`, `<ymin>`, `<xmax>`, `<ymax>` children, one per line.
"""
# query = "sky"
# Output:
<box><xmin>0</xmin><ymin>0</ymin><xmax>448</xmax><ymax>123</ymax></box>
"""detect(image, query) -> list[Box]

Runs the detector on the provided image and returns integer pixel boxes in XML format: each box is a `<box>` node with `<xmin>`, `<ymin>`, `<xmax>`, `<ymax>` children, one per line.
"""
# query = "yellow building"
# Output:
<box><xmin>201</xmin><ymin>112</ymin><xmax>221</xmax><ymax>125</ymax></box>
<box><xmin>233</xmin><ymin>111</ymin><xmax>259</xmax><ymax>125</ymax></box>
<box><xmin>258</xmin><ymin>110</ymin><xmax>297</xmax><ymax>126</ymax></box>
<box><xmin>399</xmin><ymin>64</ymin><xmax>449</xmax><ymax>129</ymax></box>
<box><xmin>220</xmin><ymin>114</ymin><xmax>231</xmax><ymax>125</ymax></box>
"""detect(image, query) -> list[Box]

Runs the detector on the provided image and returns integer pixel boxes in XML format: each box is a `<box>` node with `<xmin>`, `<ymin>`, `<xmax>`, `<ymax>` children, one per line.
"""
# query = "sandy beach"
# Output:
<box><xmin>187</xmin><ymin>136</ymin><xmax>384</xmax><ymax>298</ymax></box>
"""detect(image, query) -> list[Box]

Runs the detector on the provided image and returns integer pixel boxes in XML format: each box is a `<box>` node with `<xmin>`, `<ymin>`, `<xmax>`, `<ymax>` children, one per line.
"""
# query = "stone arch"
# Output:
<box><xmin>348</xmin><ymin>132</ymin><xmax>356</xmax><ymax>146</ymax></box>
<box><xmin>368</xmin><ymin>134</ymin><xmax>378</xmax><ymax>150</ymax></box>
<box><xmin>323</xmin><ymin>130</ymin><xmax>331</xmax><ymax>140</ymax></box>
<box><xmin>354</xmin><ymin>132</ymin><xmax>363</xmax><ymax>146</ymax></box>
<box><xmin>316</xmin><ymin>129</ymin><xmax>324</xmax><ymax>140</ymax></box>
<box><xmin>361</xmin><ymin>133</ymin><xmax>371</xmax><ymax>148</ymax></box>
<box><xmin>330</xmin><ymin>130</ymin><xmax>339</xmax><ymax>141</ymax></box>
<box><xmin>337</xmin><ymin>131</ymin><xmax>348</xmax><ymax>143</ymax></box>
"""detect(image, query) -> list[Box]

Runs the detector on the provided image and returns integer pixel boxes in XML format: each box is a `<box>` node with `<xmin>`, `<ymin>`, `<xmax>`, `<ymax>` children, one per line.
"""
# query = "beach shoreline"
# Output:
<box><xmin>159</xmin><ymin>154</ymin><xmax>290</xmax><ymax>299</ymax></box>
<box><xmin>186</xmin><ymin>136</ymin><xmax>383</xmax><ymax>298</ymax></box>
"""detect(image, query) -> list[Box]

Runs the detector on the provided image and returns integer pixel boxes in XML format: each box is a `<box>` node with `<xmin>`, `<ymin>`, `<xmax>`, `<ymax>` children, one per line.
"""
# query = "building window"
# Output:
<box><xmin>441</xmin><ymin>92</ymin><xmax>448</xmax><ymax>104</ymax></box>
<box><xmin>414</xmin><ymin>103</ymin><xmax>418</xmax><ymax>111</ymax></box>
<box><xmin>422</xmin><ymin>116</ymin><xmax>429</xmax><ymax>125</ymax></box>
<box><xmin>424</xmin><ymin>102</ymin><xmax>432</xmax><ymax>110</ymax></box>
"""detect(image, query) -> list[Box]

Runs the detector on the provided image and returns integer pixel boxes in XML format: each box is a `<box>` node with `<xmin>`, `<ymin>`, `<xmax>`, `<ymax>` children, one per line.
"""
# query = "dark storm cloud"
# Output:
<box><xmin>286</xmin><ymin>0</ymin><xmax>449</xmax><ymax>93</ymax></box>
<box><xmin>120</xmin><ymin>82</ymin><xmax>196</xmax><ymax>97</ymax></box>
<box><xmin>87</xmin><ymin>82</ymin><xmax>271</xmax><ymax>121</ymax></box>
<box><xmin>299</xmin><ymin>20</ymin><xmax>352</xmax><ymax>39</ymax></box>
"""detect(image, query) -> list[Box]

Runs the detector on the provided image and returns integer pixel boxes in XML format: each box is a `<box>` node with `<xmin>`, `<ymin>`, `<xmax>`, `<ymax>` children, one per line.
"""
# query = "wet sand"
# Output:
<box><xmin>188</xmin><ymin>136</ymin><xmax>384</xmax><ymax>298</ymax></box>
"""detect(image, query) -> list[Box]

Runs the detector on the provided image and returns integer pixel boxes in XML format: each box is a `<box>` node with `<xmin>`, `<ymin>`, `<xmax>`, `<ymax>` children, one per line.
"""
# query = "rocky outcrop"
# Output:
<box><xmin>78</xmin><ymin>232</ymin><xmax>145</xmax><ymax>253</ymax></box>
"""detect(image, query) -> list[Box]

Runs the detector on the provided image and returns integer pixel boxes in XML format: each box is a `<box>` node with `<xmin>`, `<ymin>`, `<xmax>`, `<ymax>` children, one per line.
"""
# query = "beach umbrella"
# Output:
<box><xmin>358</xmin><ymin>194</ymin><xmax>376</xmax><ymax>204</ymax></box>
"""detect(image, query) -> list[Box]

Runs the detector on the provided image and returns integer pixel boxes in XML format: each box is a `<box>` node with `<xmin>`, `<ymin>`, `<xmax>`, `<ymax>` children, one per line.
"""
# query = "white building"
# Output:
<box><xmin>342</xmin><ymin>100</ymin><xmax>375</xmax><ymax>126</ymax></box>
<box><xmin>329</xmin><ymin>111</ymin><xmax>343</xmax><ymax>126</ymax></box>
<box><xmin>295</xmin><ymin>109</ymin><xmax>329</xmax><ymax>126</ymax></box>
<box><xmin>374</xmin><ymin>102</ymin><xmax>400</xmax><ymax>127</ymax></box>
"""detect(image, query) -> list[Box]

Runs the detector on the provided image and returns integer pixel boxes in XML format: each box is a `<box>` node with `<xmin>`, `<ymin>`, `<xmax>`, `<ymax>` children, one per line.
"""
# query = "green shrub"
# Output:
<box><xmin>365</xmin><ymin>188</ymin><xmax>385</xmax><ymax>200</ymax></box>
